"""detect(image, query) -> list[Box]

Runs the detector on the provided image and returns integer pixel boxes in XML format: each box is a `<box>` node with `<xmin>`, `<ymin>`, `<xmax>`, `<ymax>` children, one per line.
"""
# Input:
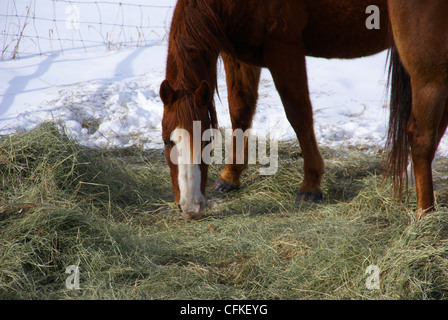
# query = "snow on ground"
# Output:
<box><xmin>2</xmin><ymin>0</ymin><xmax>447</xmax><ymax>155</ymax></box>
<box><xmin>0</xmin><ymin>45</ymin><xmax>168</xmax><ymax>149</ymax></box>
<box><xmin>0</xmin><ymin>44</ymin><xmax>391</xmax><ymax>151</ymax></box>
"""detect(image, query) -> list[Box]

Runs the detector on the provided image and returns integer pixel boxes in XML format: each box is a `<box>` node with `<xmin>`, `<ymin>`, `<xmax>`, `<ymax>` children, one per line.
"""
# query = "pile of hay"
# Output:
<box><xmin>1</xmin><ymin>123</ymin><xmax>448</xmax><ymax>299</ymax></box>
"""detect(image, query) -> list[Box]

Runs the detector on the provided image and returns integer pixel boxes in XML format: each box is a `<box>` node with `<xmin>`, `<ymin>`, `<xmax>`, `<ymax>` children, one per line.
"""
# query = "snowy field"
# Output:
<box><xmin>2</xmin><ymin>0</ymin><xmax>447</xmax><ymax>155</ymax></box>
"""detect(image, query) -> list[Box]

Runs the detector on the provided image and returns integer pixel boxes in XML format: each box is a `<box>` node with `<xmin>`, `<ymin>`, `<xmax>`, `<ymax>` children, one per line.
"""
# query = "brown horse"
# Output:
<box><xmin>386</xmin><ymin>1</ymin><xmax>448</xmax><ymax>217</ymax></box>
<box><xmin>160</xmin><ymin>0</ymin><xmax>391</xmax><ymax>219</ymax></box>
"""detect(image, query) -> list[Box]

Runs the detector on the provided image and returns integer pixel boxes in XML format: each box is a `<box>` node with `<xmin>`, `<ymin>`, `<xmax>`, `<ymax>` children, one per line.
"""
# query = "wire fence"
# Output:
<box><xmin>1</xmin><ymin>0</ymin><xmax>175</xmax><ymax>60</ymax></box>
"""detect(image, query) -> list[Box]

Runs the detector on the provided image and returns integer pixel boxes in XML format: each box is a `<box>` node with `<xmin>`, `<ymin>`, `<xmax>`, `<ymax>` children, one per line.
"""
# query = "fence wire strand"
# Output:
<box><xmin>1</xmin><ymin>0</ymin><xmax>174</xmax><ymax>60</ymax></box>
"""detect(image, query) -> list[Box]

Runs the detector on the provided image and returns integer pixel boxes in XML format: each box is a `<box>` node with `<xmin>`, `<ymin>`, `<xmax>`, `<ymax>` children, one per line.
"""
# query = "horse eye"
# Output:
<box><xmin>164</xmin><ymin>140</ymin><xmax>172</xmax><ymax>148</ymax></box>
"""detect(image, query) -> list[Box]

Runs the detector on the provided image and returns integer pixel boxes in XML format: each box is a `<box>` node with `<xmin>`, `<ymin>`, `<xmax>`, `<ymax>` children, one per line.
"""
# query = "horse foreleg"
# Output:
<box><xmin>408</xmin><ymin>81</ymin><xmax>448</xmax><ymax>217</ymax></box>
<box><xmin>212</xmin><ymin>53</ymin><xmax>261</xmax><ymax>193</ymax></box>
<box><xmin>265</xmin><ymin>41</ymin><xmax>325</xmax><ymax>204</ymax></box>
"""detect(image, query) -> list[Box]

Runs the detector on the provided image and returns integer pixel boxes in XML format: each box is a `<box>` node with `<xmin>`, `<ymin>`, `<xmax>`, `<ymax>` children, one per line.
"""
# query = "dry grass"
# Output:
<box><xmin>1</xmin><ymin>123</ymin><xmax>448</xmax><ymax>300</ymax></box>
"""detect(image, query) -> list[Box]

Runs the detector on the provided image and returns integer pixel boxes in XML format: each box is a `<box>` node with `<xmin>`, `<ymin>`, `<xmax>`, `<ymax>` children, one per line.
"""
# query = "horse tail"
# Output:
<box><xmin>385</xmin><ymin>42</ymin><xmax>412</xmax><ymax>199</ymax></box>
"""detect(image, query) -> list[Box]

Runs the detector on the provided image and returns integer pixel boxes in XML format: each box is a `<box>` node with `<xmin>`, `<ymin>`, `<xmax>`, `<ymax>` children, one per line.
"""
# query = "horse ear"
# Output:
<box><xmin>160</xmin><ymin>80</ymin><xmax>175</xmax><ymax>106</ymax></box>
<box><xmin>194</xmin><ymin>80</ymin><xmax>212</xmax><ymax>107</ymax></box>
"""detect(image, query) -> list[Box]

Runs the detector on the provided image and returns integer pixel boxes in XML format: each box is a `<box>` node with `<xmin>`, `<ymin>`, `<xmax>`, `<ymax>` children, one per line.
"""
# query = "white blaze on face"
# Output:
<box><xmin>171</xmin><ymin>127</ymin><xmax>205</xmax><ymax>218</ymax></box>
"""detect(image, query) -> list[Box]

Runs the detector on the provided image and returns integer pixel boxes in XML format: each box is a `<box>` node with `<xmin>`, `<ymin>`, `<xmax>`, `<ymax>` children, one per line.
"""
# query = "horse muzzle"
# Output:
<box><xmin>178</xmin><ymin>197</ymin><xmax>205</xmax><ymax>220</ymax></box>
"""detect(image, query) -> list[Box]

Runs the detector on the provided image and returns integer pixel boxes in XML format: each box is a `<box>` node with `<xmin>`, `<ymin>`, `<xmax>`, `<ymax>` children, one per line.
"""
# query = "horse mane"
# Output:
<box><xmin>165</xmin><ymin>0</ymin><xmax>231</xmax><ymax>131</ymax></box>
<box><xmin>167</xmin><ymin>0</ymin><xmax>231</xmax><ymax>91</ymax></box>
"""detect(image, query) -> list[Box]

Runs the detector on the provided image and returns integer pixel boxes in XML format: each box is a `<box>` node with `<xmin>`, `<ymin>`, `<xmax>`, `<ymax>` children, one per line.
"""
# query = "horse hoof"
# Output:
<box><xmin>211</xmin><ymin>177</ymin><xmax>240</xmax><ymax>194</ymax></box>
<box><xmin>295</xmin><ymin>192</ymin><xmax>323</xmax><ymax>205</ymax></box>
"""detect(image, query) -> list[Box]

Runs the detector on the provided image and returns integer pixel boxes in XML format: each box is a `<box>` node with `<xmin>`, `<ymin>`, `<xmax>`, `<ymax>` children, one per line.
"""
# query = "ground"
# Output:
<box><xmin>1</xmin><ymin>124</ymin><xmax>448</xmax><ymax>300</ymax></box>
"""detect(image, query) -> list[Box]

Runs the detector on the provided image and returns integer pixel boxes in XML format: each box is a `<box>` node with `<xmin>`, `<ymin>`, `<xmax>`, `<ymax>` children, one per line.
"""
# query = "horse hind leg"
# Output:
<box><xmin>408</xmin><ymin>80</ymin><xmax>448</xmax><ymax>216</ymax></box>
<box><xmin>211</xmin><ymin>53</ymin><xmax>261</xmax><ymax>193</ymax></box>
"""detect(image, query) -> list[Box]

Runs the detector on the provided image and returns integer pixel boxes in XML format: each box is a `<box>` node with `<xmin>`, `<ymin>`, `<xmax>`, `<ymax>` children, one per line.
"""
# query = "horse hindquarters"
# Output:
<box><xmin>387</xmin><ymin>45</ymin><xmax>448</xmax><ymax>215</ymax></box>
<box><xmin>388</xmin><ymin>1</ymin><xmax>448</xmax><ymax>215</ymax></box>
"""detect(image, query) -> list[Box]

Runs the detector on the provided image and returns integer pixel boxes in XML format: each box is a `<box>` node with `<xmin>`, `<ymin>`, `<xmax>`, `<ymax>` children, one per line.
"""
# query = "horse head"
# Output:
<box><xmin>160</xmin><ymin>79</ymin><xmax>217</xmax><ymax>219</ymax></box>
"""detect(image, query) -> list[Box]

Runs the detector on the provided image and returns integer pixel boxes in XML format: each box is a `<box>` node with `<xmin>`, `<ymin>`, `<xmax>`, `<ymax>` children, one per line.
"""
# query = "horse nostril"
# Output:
<box><xmin>177</xmin><ymin>199</ymin><xmax>205</xmax><ymax>220</ymax></box>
